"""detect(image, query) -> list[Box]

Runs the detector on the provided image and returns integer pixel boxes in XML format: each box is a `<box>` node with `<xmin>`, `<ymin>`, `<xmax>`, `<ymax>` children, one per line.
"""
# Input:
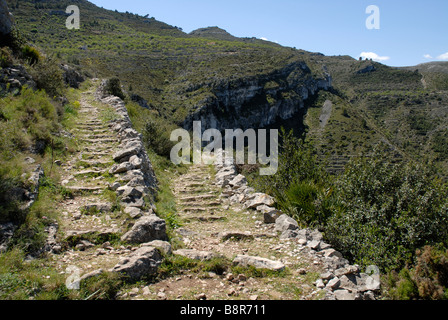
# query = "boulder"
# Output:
<box><xmin>113</xmin><ymin>145</ymin><xmax>141</xmax><ymax>162</ymax></box>
<box><xmin>321</xmin><ymin>248</ymin><xmax>344</xmax><ymax>259</ymax></box>
<box><xmin>142</xmin><ymin>240</ymin><xmax>172</xmax><ymax>255</ymax></box>
<box><xmin>121</xmin><ymin>216</ymin><xmax>167</xmax><ymax>244</ymax></box>
<box><xmin>174</xmin><ymin>249</ymin><xmax>216</xmax><ymax>261</ymax></box>
<box><xmin>233</xmin><ymin>255</ymin><xmax>285</xmax><ymax>271</ymax></box>
<box><xmin>111</xmin><ymin>246</ymin><xmax>162</xmax><ymax>281</ymax></box>
<box><xmin>229</xmin><ymin>174</ymin><xmax>247</xmax><ymax>188</ymax></box>
<box><xmin>244</xmin><ymin>193</ymin><xmax>275</xmax><ymax>209</ymax></box>
<box><xmin>326</xmin><ymin>277</ymin><xmax>341</xmax><ymax>290</ymax></box>
<box><xmin>263</xmin><ymin>209</ymin><xmax>282</xmax><ymax>224</ymax></box>
<box><xmin>109</xmin><ymin>162</ymin><xmax>134</xmax><ymax>174</ymax></box>
<box><xmin>334</xmin><ymin>289</ymin><xmax>357</xmax><ymax>301</ymax></box>
<box><xmin>274</xmin><ymin>214</ymin><xmax>299</xmax><ymax>233</ymax></box>
<box><xmin>0</xmin><ymin>0</ymin><xmax>13</xmax><ymax>35</ymax></box>
<box><xmin>307</xmin><ymin>240</ymin><xmax>322</xmax><ymax>250</ymax></box>
<box><xmin>129</xmin><ymin>155</ymin><xmax>143</xmax><ymax>169</ymax></box>
<box><xmin>120</xmin><ymin>186</ymin><xmax>143</xmax><ymax>199</ymax></box>
<box><xmin>124</xmin><ymin>207</ymin><xmax>144</xmax><ymax>219</ymax></box>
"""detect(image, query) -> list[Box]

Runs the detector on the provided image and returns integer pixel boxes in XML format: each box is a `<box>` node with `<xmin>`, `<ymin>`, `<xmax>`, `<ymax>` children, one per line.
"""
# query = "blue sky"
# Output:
<box><xmin>89</xmin><ymin>0</ymin><xmax>448</xmax><ymax>67</ymax></box>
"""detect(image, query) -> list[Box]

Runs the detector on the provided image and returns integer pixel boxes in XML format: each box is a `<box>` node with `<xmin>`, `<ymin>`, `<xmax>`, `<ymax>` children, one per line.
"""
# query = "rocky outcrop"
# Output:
<box><xmin>0</xmin><ymin>66</ymin><xmax>37</xmax><ymax>94</ymax></box>
<box><xmin>182</xmin><ymin>61</ymin><xmax>332</xmax><ymax>132</ymax></box>
<box><xmin>0</xmin><ymin>0</ymin><xmax>13</xmax><ymax>35</ymax></box>
<box><xmin>60</xmin><ymin>64</ymin><xmax>85</xmax><ymax>89</ymax></box>
<box><xmin>121</xmin><ymin>216</ymin><xmax>168</xmax><ymax>244</ymax></box>
<box><xmin>111</xmin><ymin>246</ymin><xmax>163</xmax><ymax>281</ymax></box>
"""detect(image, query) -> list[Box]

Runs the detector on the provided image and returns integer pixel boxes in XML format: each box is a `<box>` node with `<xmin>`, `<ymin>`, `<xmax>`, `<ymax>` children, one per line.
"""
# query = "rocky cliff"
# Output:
<box><xmin>182</xmin><ymin>61</ymin><xmax>332</xmax><ymax>131</ymax></box>
<box><xmin>0</xmin><ymin>0</ymin><xmax>13</xmax><ymax>35</ymax></box>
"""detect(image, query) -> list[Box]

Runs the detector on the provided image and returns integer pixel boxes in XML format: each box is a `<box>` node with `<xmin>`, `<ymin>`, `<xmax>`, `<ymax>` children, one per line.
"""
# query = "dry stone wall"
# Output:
<box><xmin>96</xmin><ymin>81</ymin><xmax>158</xmax><ymax>217</ymax></box>
<box><xmin>213</xmin><ymin>149</ymin><xmax>381</xmax><ymax>300</ymax></box>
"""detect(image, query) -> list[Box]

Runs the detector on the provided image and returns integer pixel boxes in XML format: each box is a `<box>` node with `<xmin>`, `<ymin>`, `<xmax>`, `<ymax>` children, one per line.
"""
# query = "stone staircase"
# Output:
<box><xmin>43</xmin><ymin>82</ymin><xmax>380</xmax><ymax>300</ymax></box>
<box><xmin>48</xmin><ymin>83</ymin><xmax>167</xmax><ymax>285</ymax></box>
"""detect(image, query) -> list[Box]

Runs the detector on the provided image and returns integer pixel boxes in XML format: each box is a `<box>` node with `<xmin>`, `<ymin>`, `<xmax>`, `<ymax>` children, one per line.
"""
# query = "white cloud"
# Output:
<box><xmin>423</xmin><ymin>54</ymin><xmax>433</xmax><ymax>59</ymax></box>
<box><xmin>360</xmin><ymin>52</ymin><xmax>390</xmax><ymax>62</ymax></box>
<box><xmin>260</xmin><ymin>37</ymin><xmax>268</xmax><ymax>41</ymax></box>
<box><xmin>437</xmin><ymin>52</ymin><xmax>448</xmax><ymax>60</ymax></box>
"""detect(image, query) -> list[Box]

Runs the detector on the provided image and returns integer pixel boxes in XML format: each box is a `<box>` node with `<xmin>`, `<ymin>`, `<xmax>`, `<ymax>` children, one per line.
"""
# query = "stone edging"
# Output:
<box><xmin>213</xmin><ymin>149</ymin><xmax>381</xmax><ymax>300</ymax></box>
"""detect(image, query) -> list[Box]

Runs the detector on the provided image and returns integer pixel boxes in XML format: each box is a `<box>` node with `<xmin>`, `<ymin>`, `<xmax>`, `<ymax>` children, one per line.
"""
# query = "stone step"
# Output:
<box><xmin>182</xmin><ymin>216</ymin><xmax>227</xmax><ymax>223</ymax></box>
<box><xmin>74</xmin><ymin>169</ymin><xmax>105</xmax><ymax>177</ymax></box>
<box><xmin>75</xmin><ymin>128</ymin><xmax>109</xmax><ymax>134</ymax></box>
<box><xmin>180</xmin><ymin>200</ymin><xmax>222</xmax><ymax>207</ymax></box>
<box><xmin>181</xmin><ymin>182</ymin><xmax>205</xmax><ymax>188</ymax></box>
<box><xmin>76</xmin><ymin>124</ymin><xmax>106</xmax><ymax>129</ymax></box>
<box><xmin>180</xmin><ymin>195</ymin><xmax>217</xmax><ymax>202</ymax></box>
<box><xmin>78</xmin><ymin>159</ymin><xmax>113</xmax><ymax>167</ymax></box>
<box><xmin>79</xmin><ymin>138</ymin><xmax>118</xmax><ymax>144</ymax></box>
<box><xmin>182</xmin><ymin>206</ymin><xmax>221</xmax><ymax>213</ymax></box>
<box><xmin>66</xmin><ymin>186</ymin><xmax>104</xmax><ymax>194</ymax></box>
<box><xmin>175</xmin><ymin>188</ymin><xmax>212</xmax><ymax>195</ymax></box>
<box><xmin>79</xmin><ymin>134</ymin><xmax>115</xmax><ymax>140</ymax></box>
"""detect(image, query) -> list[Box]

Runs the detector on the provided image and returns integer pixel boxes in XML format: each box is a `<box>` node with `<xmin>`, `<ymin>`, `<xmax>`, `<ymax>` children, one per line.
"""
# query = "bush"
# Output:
<box><xmin>104</xmin><ymin>77</ymin><xmax>125</xmax><ymax>100</ymax></box>
<box><xmin>143</xmin><ymin>117</ymin><xmax>176</xmax><ymax>158</ymax></box>
<box><xmin>0</xmin><ymin>47</ymin><xmax>14</xmax><ymax>68</ymax></box>
<box><xmin>21</xmin><ymin>45</ymin><xmax>41</xmax><ymax>66</ymax></box>
<box><xmin>324</xmin><ymin>146</ymin><xmax>448</xmax><ymax>271</ymax></box>
<box><xmin>253</xmin><ymin>129</ymin><xmax>330</xmax><ymax>227</ymax></box>
<box><xmin>28</xmin><ymin>57</ymin><xmax>65</xmax><ymax>98</ymax></box>
<box><xmin>0</xmin><ymin>87</ymin><xmax>59</xmax><ymax>153</ymax></box>
<box><xmin>387</xmin><ymin>246</ymin><xmax>448</xmax><ymax>300</ymax></box>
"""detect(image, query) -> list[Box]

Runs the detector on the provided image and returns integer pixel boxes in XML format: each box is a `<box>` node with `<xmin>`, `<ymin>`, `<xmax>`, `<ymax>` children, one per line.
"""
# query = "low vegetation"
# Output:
<box><xmin>250</xmin><ymin>130</ymin><xmax>448</xmax><ymax>299</ymax></box>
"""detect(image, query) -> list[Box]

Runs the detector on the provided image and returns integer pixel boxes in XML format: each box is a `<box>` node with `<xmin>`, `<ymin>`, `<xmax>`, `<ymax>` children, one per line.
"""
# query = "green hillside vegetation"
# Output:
<box><xmin>7</xmin><ymin>0</ymin><xmax>316</xmax><ymax>125</ymax></box>
<box><xmin>2</xmin><ymin>0</ymin><xmax>448</xmax><ymax>300</ymax></box>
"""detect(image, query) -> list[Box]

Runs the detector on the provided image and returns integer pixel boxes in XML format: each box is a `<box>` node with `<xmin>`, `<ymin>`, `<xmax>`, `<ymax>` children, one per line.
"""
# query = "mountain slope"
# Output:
<box><xmin>6</xmin><ymin>0</ymin><xmax>448</xmax><ymax>175</ymax></box>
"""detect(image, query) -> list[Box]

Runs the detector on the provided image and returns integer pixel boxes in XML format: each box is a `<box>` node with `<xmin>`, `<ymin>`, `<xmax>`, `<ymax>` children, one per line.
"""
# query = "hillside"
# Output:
<box><xmin>7</xmin><ymin>0</ymin><xmax>448</xmax><ymax>174</ymax></box>
<box><xmin>2</xmin><ymin>0</ymin><xmax>448</xmax><ymax>302</ymax></box>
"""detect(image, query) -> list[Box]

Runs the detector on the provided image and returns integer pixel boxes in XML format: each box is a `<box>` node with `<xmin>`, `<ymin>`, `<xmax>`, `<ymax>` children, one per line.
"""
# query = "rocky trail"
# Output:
<box><xmin>44</xmin><ymin>82</ymin><xmax>380</xmax><ymax>301</ymax></box>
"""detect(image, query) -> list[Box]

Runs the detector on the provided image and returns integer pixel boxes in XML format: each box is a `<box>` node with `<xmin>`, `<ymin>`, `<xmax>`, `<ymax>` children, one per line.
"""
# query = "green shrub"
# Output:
<box><xmin>324</xmin><ymin>146</ymin><xmax>448</xmax><ymax>271</ymax></box>
<box><xmin>253</xmin><ymin>128</ymin><xmax>330</xmax><ymax>227</ymax></box>
<box><xmin>0</xmin><ymin>47</ymin><xmax>14</xmax><ymax>68</ymax></box>
<box><xmin>104</xmin><ymin>77</ymin><xmax>125</xmax><ymax>100</ymax></box>
<box><xmin>387</xmin><ymin>246</ymin><xmax>448</xmax><ymax>300</ymax></box>
<box><xmin>143</xmin><ymin>117</ymin><xmax>176</xmax><ymax>158</ymax></box>
<box><xmin>28</xmin><ymin>57</ymin><xmax>65</xmax><ymax>98</ymax></box>
<box><xmin>0</xmin><ymin>87</ymin><xmax>59</xmax><ymax>154</ymax></box>
<box><xmin>21</xmin><ymin>45</ymin><xmax>41</xmax><ymax>66</ymax></box>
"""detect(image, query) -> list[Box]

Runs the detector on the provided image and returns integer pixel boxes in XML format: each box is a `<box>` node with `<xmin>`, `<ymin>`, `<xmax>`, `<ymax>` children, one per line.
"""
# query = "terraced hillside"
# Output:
<box><xmin>7</xmin><ymin>0</ymin><xmax>448</xmax><ymax>175</ymax></box>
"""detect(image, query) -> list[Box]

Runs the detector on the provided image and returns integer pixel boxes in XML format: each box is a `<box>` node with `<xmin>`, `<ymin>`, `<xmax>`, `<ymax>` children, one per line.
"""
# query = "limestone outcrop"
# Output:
<box><xmin>182</xmin><ymin>61</ymin><xmax>332</xmax><ymax>132</ymax></box>
<box><xmin>0</xmin><ymin>0</ymin><xmax>13</xmax><ymax>35</ymax></box>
